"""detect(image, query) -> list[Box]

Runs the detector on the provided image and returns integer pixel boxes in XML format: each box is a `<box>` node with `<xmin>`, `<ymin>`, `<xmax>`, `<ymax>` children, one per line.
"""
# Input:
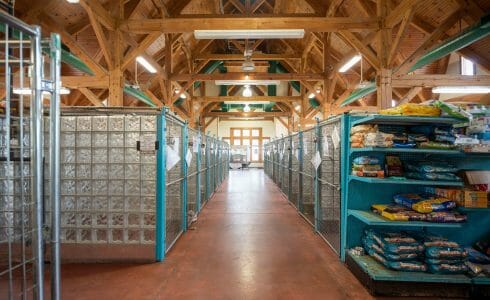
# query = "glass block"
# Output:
<box><xmin>61</xmin><ymin>132</ymin><xmax>75</xmax><ymax>147</ymax></box>
<box><xmin>109</xmin><ymin>148</ymin><xmax>124</xmax><ymax>163</ymax></box>
<box><xmin>93</xmin><ymin>133</ymin><xmax>108</xmax><ymax>147</ymax></box>
<box><xmin>141</xmin><ymin>180</ymin><xmax>156</xmax><ymax>196</ymax></box>
<box><xmin>77</xmin><ymin>180</ymin><xmax>92</xmax><ymax>195</ymax></box>
<box><xmin>62</xmin><ymin>164</ymin><xmax>75</xmax><ymax>178</ymax></box>
<box><xmin>64</xmin><ymin>229</ymin><xmax>76</xmax><ymax>242</ymax></box>
<box><xmin>62</xmin><ymin>148</ymin><xmax>75</xmax><ymax>163</ymax></box>
<box><xmin>127</xmin><ymin>197</ymin><xmax>141</xmax><ymax>211</ymax></box>
<box><xmin>108</xmin><ymin>164</ymin><xmax>124</xmax><ymax>179</ymax></box>
<box><xmin>94</xmin><ymin>197</ymin><xmax>108</xmax><ymax>210</ymax></box>
<box><xmin>125</xmin><ymin>148</ymin><xmax>140</xmax><ymax>163</ymax></box>
<box><xmin>96</xmin><ymin>229</ymin><xmax>108</xmax><ymax>242</ymax></box>
<box><xmin>125</xmin><ymin>180</ymin><xmax>140</xmax><ymax>195</ymax></box>
<box><xmin>143</xmin><ymin>213</ymin><xmax>155</xmax><ymax>226</ymax></box>
<box><xmin>61</xmin><ymin>180</ymin><xmax>76</xmax><ymax>195</ymax></box>
<box><xmin>76</xmin><ymin>149</ymin><xmax>91</xmax><ymax>163</ymax></box>
<box><xmin>92</xmin><ymin>116</ymin><xmax>108</xmax><ymax>131</ymax></box>
<box><xmin>92</xmin><ymin>148</ymin><xmax>108</xmax><ymax>164</ymax></box>
<box><xmin>62</xmin><ymin>212</ymin><xmax>76</xmax><ymax>226</ymax></box>
<box><xmin>76</xmin><ymin>116</ymin><xmax>92</xmax><ymax>131</ymax></box>
<box><xmin>61</xmin><ymin>117</ymin><xmax>76</xmax><ymax>131</ymax></box>
<box><xmin>108</xmin><ymin>116</ymin><xmax>124</xmax><ymax>131</ymax></box>
<box><xmin>96</xmin><ymin>214</ymin><xmax>108</xmax><ymax>226</ymax></box>
<box><xmin>77</xmin><ymin>164</ymin><xmax>91</xmax><ymax>179</ymax></box>
<box><xmin>93</xmin><ymin>180</ymin><xmax>108</xmax><ymax>195</ymax></box>
<box><xmin>109</xmin><ymin>133</ymin><xmax>124</xmax><ymax>147</ymax></box>
<box><xmin>125</xmin><ymin>164</ymin><xmax>140</xmax><ymax>179</ymax></box>
<box><xmin>141</xmin><ymin>116</ymin><xmax>156</xmax><ymax>131</ymax></box>
<box><xmin>125</xmin><ymin>116</ymin><xmax>140</xmax><ymax>131</ymax></box>
<box><xmin>127</xmin><ymin>229</ymin><xmax>140</xmax><ymax>243</ymax></box>
<box><xmin>110</xmin><ymin>197</ymin><xmax>124</xmax><ymax>211</ymax></box>
<box><xmin>125</xmin><ymin>132</ymin><xmax>139</xmax><ymax>147</ymax></box>
<box><xmin>140</xmin><ymin>153</ymin><xmax>156</xmax><ymax>163</ymax></box>
<box><xmin>128</xmin><ymin>213</ymin><xmax>140</xmax><ymax>227</ymax></box>
<box><xmin>79</xmin><ymin>229</ymin><xmax>92</xmax><ymax>242</ymax></box>
<box><xmin>143</xmin><ymin>229</ymin><xmax>155</xmax><ymax>243</ymax></box>
<box><xmin>77</xmin><ymin>196</ymin><xmax>92</xmax><ymax>210</ymax></box>
<box><xmin>77</xmin><ymin>133</ymin><xmax>92</xmax><ymax>147</ymax></box>
<box><xmin>79</xmin><ymin>213</ymin><xmax>92</xmax><ymax>226</ymax></box>
<box><xmin>61</xmin><ymin>196</ymin><xmax>75</xmax><ymax>211</ymax></box>
<box><xmin>141</xmin><ymin>164</ymin><xmax>156</xmax><ymax>179</ymax></box>
<box><xmin>108</xmin><ymin>180</ymin><xmax>124</xmax><ymax>195</ymax></box>
<box><xmin>111</xmin><ymin>229</ymin><xmax>124</xmax><ymax>243</ymax></box>
<box><xmin>93</xmin><ymin>164</ymin><xmax>108</xmax><ymax>179</ymax></box>
<box><xmin>111</xmin><ymin>214</ymin><xmax>124</xmax><ymax>226</ymax></box>
<box><xmin>143</xmin><ymin>197</ymin><xmax>155</xmax><ymax>211</ymax></box>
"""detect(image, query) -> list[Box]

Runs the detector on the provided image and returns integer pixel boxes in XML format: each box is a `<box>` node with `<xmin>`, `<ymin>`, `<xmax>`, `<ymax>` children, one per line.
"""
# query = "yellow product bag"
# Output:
<box><xmin>380</xmin><ymin>103</ymin><xmax>441</xmax><ymax>117</ymax></box>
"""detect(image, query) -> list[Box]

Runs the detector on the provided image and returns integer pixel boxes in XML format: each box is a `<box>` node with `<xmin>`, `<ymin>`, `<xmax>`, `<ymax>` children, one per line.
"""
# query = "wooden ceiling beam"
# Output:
<box><xmin>337</xmin><ymin>30</ymin><xmax>380</xmax><ymax>70</ymax></box>
<box><xmin>167</xmin><ymin>0</ymin><xmax>193</xmax><ymax>16</ymax></box>
<box><xmin>61</xmin><ymin>76</ymin><xmax>110</xmax><ymax>88</ymax></box>
<box><xmin>399</xmin><ymin>87</ymin><xmax>423</xmax><ymax>104</ymax></box>
<box><xmin>205</xmin><ymin>111</ymin><xmax>290</xmax><ymax>117</ymax></box>
<box><xmin>82</xmin><ymin>2</ymin><xmax>113</xmax><ymax>69</ymax></box>
<box><xmin>120</xmin><ymin>17</ymin><xmax>379</xmax><ymax>33</ymax></box>
<box><xmin>78</xmin><ymin>87</ymin><xmax>104</xmax><ymax>106</ymax></box>
<box><xmin>194</xmin><ymin>96</ymin><xmax>303</xmax><ymax>102</ymax></box>
<box><xmin>392</xmin><ymin>74</ymin><xmax>490</xmax><ymax>87</ymax></box>
<box><xmin>385</xmin><ymin>0</ymin><xmax>422</xmax><ymax>27</ymax></box>
<box><xmin>80</xmin><ymin>0</ymin><xmax>116</xmax><ymax>30</ymax></box>
<box><xmin>195</xmin><ymin>53</ymin><xmax>300</xmax><ymax>60</ymax></box>
<box><xmin>121</xmin><ymin>33</ymin><xmax>162</xmax><ymax>69</ymax></box>
<box><xmin>387</xmin><ymin>6</ymin><xmax>414</xmax><ymax>67</ymax></box>
<box><xmin>170</xmin><ymin>73</ymin><xmax>325</xmax><ymax>81</ymax></box>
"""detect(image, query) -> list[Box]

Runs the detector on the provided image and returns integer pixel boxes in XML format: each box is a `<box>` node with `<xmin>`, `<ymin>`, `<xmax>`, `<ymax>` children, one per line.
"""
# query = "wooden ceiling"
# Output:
<box><xmin>12</xmin><ymin>0</ymin><xmax>490</xmax><ymax>129</ymax></box>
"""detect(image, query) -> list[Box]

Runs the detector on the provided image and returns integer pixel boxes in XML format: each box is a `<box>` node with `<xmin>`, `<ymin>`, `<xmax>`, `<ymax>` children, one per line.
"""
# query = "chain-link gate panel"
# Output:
<box><xmin>317</xmin><ymin>118</ymin><xmax>342</xmax><ymax>254</ymax></box>
<box><xmin>300</xmin><ymin>129</ymin><xmax>315</xmax><ymax>225</ymax></box>
<box><xmin>290</xmin><ymin>134</ymin><xmax>300</xmax><ymax>209</ymax></box>
<box><xmin>187</xmin><ymin>129</ymin><xmax>199</xmax><ymax>219</ymax></box>
<box><xmin>279</xmin><ymin>138</ymin><xmax>289</xmax><ymax>197</ymax></box>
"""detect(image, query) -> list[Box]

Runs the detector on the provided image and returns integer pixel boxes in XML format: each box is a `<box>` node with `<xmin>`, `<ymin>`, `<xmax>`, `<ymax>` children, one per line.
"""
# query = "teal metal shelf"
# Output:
<box><xmin>348</xmin><ymin>253</ymin><xmax>471</xmax><ymax>284</ymax></box>
<box><xmin>472</xmin><ymin>276</ymin><xmax>490</xmax><ymax>285</ymax></box>
<box><xmin>349</xmin><ymin>175</ymin><xmax>464</xmax><ymax>187</ymax></box>
<box><xmin>350</xmin><ymin>147</ymin><xmax>462</xmax><ymax>155</ymax></box>
<box><xmin>351</xmin><ymin>115</ymin><xmax>462</xmax><ymax>126</ymax></box>
<box><xmin>348</xmin><ymin>209</ymin><xmax>464</xmax><ymax>228</ymax></box>
<box><xmin>458</xmin><ymin>207</ymin><xmax>490</xmax><ymax>212</ymax></box>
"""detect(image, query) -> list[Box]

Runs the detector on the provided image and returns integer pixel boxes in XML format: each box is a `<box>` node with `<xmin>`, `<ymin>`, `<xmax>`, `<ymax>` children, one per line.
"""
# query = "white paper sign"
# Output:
<box><xmin>185</xmin><ymin>149</ymin><xmax>193</xmax><ymax>166</ymax></box>
<box><xmin>166</xmin><ymin>145</ymin><xmax>180</xmax><ymax>171</ymax></box>
<box><xmin>193</xmin><ymin>137</ymin><xmax>199</xmax><ymax>153</ymax></box>
<box><xmin>171</xmin><ymin>137</ymin><xmax>180</xmax><ymax>153</ymax></box>
<box><xmin>332</xmin><ymin>126</ymin><xmax>340</xmax><ymax>149</ymax></box>
<box><xmin>323</xmin><ymin>135</ymin><xmax>331</xmax><ymax>157</ymax></box>
<box><xmin>311</xmin><ymin>151</ymin><xmax>322</xmax><ymax>170</ymax></box>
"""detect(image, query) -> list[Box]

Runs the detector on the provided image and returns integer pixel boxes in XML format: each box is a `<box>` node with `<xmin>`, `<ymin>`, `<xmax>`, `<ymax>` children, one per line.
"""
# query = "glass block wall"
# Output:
<box><xmin>59</xmin><ymin>114</ymin><xmax>157</xmax><ymax>246</ymax></box>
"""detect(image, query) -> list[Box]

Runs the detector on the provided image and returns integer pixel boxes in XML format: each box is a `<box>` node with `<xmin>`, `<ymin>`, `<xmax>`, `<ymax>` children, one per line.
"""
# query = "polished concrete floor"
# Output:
<box><xmin>58</xmin><ymin>169</ymin><xmax>378</xmax><ymax>299</ymax></box>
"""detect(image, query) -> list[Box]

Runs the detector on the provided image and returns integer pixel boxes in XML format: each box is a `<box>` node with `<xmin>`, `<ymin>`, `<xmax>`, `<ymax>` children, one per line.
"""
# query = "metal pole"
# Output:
<box><xmin>156</xmin><ymin>111</ymin><xmax>167</xmax><ymax>261</ymax></box>
<box><xmin>49</xmin><ymin>33</ymin><xmax>62</xmax><ymax>300</ymax></box>
<box><xmin>314</xmin><ymin>121</ymin><xmax>321</xmax><ymax>232</ymax></box>
<box><xmin>182</xmin><ymin>123</ymin><xmax>188</xmax><ymax>231</ymax></box>
<box><xmin>298</xmin><ymin>131</ymin><xmax>304</xmax><ymax>211</ymax></box>
<box><xmin>31</xmin><ymin>25</ymin><xmax>45</xmax><ymax>300</ymax></box>
<box><xmin>196</xmin><ymin>131</ymin><xmax>202</xmax><ymax>212</ymax></box>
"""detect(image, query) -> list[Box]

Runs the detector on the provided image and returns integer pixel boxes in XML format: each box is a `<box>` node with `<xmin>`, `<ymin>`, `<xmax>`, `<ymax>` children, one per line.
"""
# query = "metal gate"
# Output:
<box><xmin>0</xmin><ymin>12</ymin><xmax>61</xmax><ymax>299</ymax></box>
<box><xmin>300</xmin><ymin>129</ymin><xmax>315</xmax><ymax>225</ymax></box>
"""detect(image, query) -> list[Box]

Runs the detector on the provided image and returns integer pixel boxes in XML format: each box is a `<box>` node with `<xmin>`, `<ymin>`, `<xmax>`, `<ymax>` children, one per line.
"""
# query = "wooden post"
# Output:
<box><xmin>108</xmin><ymin>3</ymin><xmax>124</xmax><ymax>106</ymax></box>
<box><xmin>376</xmin><ymin>0</ymin><xmax>392</xmax><ymax>109</ymax></box>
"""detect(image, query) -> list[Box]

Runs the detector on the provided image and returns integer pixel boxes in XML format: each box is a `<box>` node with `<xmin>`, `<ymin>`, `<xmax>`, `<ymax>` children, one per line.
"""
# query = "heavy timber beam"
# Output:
<box><xmin>194</xmin><ymin>53</ymin><xmax>300</xmax><ymax>60</ymax></box>
<box><xmin>392</xmin><ymin>75</ymin><xmax>490</xmax><ymax>87</ymax></box>
<box><xmin>61</xmin><ymin>76</ymin><xmax>109</xmax><ymax>88</ymax></box>
<box><xmin>205</xmin><ymin>111</ymin><xmax>290</xmax><ymax>117</ymax></box>
<box><xmin>170</xmin><ymin>73</ymin><xmax>324</xmax><ymax>81</ymax></box>
<box><xmin>120</xmin><ymin>17</ymin><xmax>379</xmax><ymax>33</ymax></box>
<box><xmin>194</xmin><ymin>96</ymin><xmax>303</xmax><ymax>102</ymax></box>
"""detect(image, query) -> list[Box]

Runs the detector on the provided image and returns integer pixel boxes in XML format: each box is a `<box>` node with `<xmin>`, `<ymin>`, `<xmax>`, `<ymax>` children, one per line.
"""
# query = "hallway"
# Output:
<box><xmin>60</xmin><ymin>169</ymin><xmax>374</xmax><ymax>299</ymax></box>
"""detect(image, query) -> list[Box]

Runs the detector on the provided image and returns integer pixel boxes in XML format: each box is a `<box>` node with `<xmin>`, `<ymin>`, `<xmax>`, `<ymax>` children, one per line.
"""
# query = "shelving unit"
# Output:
<box><xmin>341</xmin><ymin>114</ymin><xmax>490</xmax><ymax>296</ymax></box>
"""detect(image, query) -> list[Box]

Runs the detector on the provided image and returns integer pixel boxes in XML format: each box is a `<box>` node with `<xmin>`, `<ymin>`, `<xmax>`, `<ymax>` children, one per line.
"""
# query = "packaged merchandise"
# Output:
<box><xmin>418</xmin><ymin>141</ymin><xmax>457</xmax><ymax>150</ymax></box>
<box><xmin>435</xmin><ymin>135</ymin><xmax>456</xmax><ymax>143</ymax></box>
<box><xmin>407</xmin><ymin>133</ymin><xmax>429</xmax><ymax>143</ymax></box>
<box><xmin>352</xmin><ymin>164</ymin><xmax>382</xmax><ymax>172</ymax></box>
<box><xmin>369</xmin><ymin>250</ymin><xmax>427</xmax><ymax>272</ymax></box>
<box><xmin>393</xmin><ymin>193</ymin><xmax>457</xmax><ymax>213</ymax></box>
<box><xmin>426</xmin><ymin>258</ymin><xmax>464</xmax><ymax>265</ymax></box>
<box><xmin>351</xmin><ymin>170</ymin><xmax>385</xmax><ymax>178</ymax></box>
<box><xmin>393</xmin><ymin>142</ymin><xmax>416</xmax><ymax>148</ymax></box>
<box><xmin>410</xmin><ymin>232</ymin><xmax>460</xmax><ymax>248</ymax></box>
<box><xmin>350</xmin><ymin>132</ymin><xmax>365</xmax><ymax>144</ymax></box>
<box><xmin>466</xmin><ymin>247</ymin><xmax>490</xmax><ymax>264</ymax></box>
<box><xmin>364</xmin><ymin>132</ymin><xmax>394</xmax><ymax>148</ymax></box>
<box><xmin>426</xmin><ymin>211</ymin><xmax>467</xmax><ymax>223</ymax></box>
<box><xmin>353</xmin><ymin>156</ymin><xmax>380</xmax><ymax>165</ymax></box>
<box><xmin>424</xmin><ymin>187</ymin><xmax>488</xmax><ymax>208</ymax></box>
<box><xmin>434</xmin><ymin>101</ymin><xmax>472</xmax><ymax>121</ymax></box>
<box><xmin>404</xmin><ymin>162</ymin><xmax>458</xmax><ymax>174</ymax></box>
<box><xmin>385</xmin><ymin>155</ymin><xmax>403</xmax><ymax>177</ymax></box>
<box><xmin>351</xmin><ymin>124</ymin><xmax>377</xmax><ymax>135</ymax></box>
<box><xmin>371</xmin><ymin>204</ymin><xmax>426</xmax><ymax>221</ymax></box>
<box><xmin>427</xmin><ymin>262</ymin><xmax>468</xmax><ymax>274</ymax></box>
<box><xmin>363</xmin><ymin>237</ymin><xmax>420</xmax><ymax>261</ymax></box>
<box><xmin>405</xmin><ymin>172</ymin><xmax>461</xmax><ymax>181</ymax></box>
<box><xmin>474</xmin><ymin>237</ymin><xmax>490</xmax><ymax>256</ymax></box>
<box><xmin>379</xmin><ymin>103</ymin><xmax>441</xmax><ymax>117</ymax></box>
<box><xmin>425</xmin><ymin>246</ymin><xmax>468</xmax><ymax>259</ymax></box>
<box><xmin>365</xmin><ymin>229</ymin><xmax>424</xmax><ymax>254</ymax></box>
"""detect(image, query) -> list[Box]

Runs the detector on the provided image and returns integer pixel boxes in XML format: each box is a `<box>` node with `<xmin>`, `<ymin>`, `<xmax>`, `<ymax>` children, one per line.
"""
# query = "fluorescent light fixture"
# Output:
<box><xmin>308</xmin><ymin>93</ymin><xmax>316</xmax><ymax>99</ymax></box>
<box><xmin>13</xmin><ymin>87</ymin><xmax>70</xmax><ymax>95</ymax></box>
<box><xmin>194</xmin><ymin>29</ymin><xmax>305</xmax><ymax>40</ymax></box>
<box><xmin>242</xmin><ymin>85</ymin><xmax>253</xmax><ymax>97</ymax></box>
<box><xmin>339</xmin><ymin>54</ymin><xmax>362</xmax><ymax>73</ymax></box>
<box><xmin>215</xmin><ymin>80</ymin><xmax>280</xmax><ymax>86</ymax></box>
<box><xmin>66</xmin><ymin>0</ymin><xmax>80</xmax><ymax>3</ymax></box>
<box><xmin>136</xmin><ymin>56</ymin><xmax>157</xmax><ymax>73</ymax></box>
<box><xmin>224</xmin><ymin>101</ymin><xmax>269</xmax><ymax>105</ymax></box>
<box><xmin>243</xmin><ymin>104</ymin><xmax>251</xmax><ymax>112</ymax></box>
<box><xmin>432</xmin><ymin>86</ymin><xmax>490</xmax><ymax>94</ymax></box>
<box><xmin>295</xmin><ymin>105</ymin><xmax>301</xmax><ymax>111</ymax></box>
<box><xmin>179</xmin><ymin>93</ymin><xmax>187</xmax><ymax>99</ymax></box>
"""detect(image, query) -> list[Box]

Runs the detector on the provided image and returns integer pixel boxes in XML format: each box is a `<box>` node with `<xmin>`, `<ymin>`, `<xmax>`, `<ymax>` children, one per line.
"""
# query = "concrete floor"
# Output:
<box><xmin>58</xmin><ymin>169</ymin><xmax>379</xmax><ymax>300</ymax></box>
